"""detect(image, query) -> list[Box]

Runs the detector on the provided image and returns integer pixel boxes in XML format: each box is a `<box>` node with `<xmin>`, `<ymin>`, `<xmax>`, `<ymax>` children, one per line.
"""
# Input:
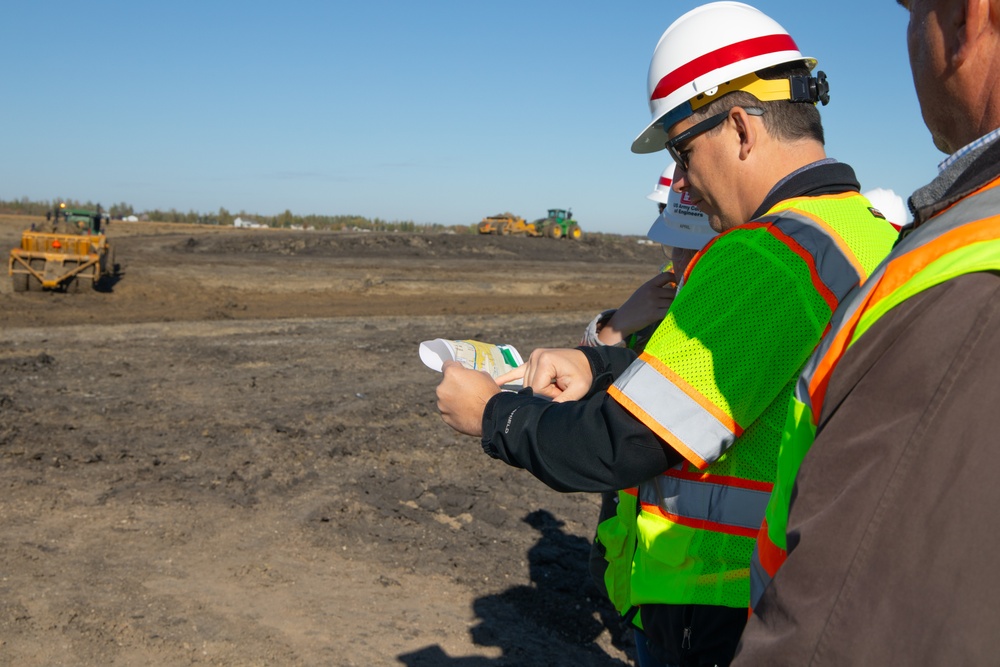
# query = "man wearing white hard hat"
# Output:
<box><xmin>436</xmin><ymin>3</ymin><xmax>897</xmax><ymax>664</ymax></box>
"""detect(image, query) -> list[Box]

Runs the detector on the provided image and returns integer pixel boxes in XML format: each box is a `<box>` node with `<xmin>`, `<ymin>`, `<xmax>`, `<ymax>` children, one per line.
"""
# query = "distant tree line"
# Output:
<box><xmin>0</xmin><ymin>197</ymin><xmax>472</xmax><ymax>234</ymax></box>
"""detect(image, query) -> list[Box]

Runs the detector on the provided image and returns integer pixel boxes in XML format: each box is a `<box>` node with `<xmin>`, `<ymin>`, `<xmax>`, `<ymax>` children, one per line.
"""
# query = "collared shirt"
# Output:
<box><xmin>938</xmin><ymin>128</ymin><xmax>1000</xmax><ymax>172</ymax></box>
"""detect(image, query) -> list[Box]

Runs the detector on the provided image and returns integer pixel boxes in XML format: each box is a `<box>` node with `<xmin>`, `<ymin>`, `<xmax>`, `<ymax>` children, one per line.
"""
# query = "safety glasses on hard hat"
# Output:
<box><xmin>653</xmin><ymin>71</ymin><xmax>828</xmax><ymax>147</ymax></box>
<box><xmin>665</xmin><ymin>107</ymin><xmax>765</xmax><ymax>172</ymax></box>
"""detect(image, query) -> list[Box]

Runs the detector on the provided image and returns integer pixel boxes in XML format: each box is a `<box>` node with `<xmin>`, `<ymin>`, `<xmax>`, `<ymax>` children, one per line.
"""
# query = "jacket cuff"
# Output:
<box><xmin>481</xmin><ymin>391</ymin><xmax>507</xmax><ymax>459</ymax></box>
<box><xmin>577</xmin><ymin>346</ymin><xmax>616</xmax><ymax>396</ymax></box>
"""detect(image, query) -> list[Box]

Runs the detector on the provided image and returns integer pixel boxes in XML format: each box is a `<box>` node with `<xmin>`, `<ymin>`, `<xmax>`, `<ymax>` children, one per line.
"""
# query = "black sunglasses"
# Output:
<box><xmin>665</xmin><ymin>106</ymin><xmax>765</xmax><ymax>171</ymax></box>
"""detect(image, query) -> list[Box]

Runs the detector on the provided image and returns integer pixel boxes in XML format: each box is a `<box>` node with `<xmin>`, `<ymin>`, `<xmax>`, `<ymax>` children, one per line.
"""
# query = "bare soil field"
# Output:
<box><xmin>0</xmin><ymin>216</ymin><xmax>666</xmax><ymax>666</ymax></box>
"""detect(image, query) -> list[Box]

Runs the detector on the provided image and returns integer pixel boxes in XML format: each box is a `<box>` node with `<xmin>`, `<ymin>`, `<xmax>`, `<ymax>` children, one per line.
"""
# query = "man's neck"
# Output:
<box><xmin>742</xmin><ymin>142</ymin><xmax>828</xmax><ymax>222</ymax></box>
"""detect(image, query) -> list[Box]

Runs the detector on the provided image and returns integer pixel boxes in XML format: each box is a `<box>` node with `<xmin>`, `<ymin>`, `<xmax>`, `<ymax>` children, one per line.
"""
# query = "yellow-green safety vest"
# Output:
<box><xmin>607</xmin><ymin>192</ymin><xmax>896</xmax><ymax>609</ymax></box>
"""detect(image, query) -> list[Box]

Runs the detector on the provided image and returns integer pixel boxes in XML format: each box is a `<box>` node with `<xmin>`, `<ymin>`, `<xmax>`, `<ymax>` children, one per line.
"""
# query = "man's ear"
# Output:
<box><xmin>955</xmin><ymin>0</ymin><xmax>990</xmax><ymax>65</ymax></box>
<box><xmin>732</xmin><ymin>107</ymin><xmax>758</xmax><ymax>162</ymax></box>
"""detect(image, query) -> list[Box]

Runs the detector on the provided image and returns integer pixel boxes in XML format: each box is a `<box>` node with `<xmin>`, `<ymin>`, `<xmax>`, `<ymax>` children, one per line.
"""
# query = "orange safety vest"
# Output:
<box><xmin>750</xmin><ymin>174</ymin><xmax>1000</xmax><ymax>610</ymax></box>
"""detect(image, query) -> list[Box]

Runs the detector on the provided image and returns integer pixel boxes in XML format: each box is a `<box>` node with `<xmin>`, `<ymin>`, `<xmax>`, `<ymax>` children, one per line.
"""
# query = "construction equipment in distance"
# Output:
<box><xmin>9</xmin><ymin>203</ymin><xmax>116</xmax><ymax>293</ymax></box>
<box><xmin>476</xmin><ymin>208</ymin><xmax>583</xmax><ymax>240</ymax></box>
<box><xmin>477</xmin><ymin>212</ymin><xmax>528</xmax><ymax>236</ymax></box>
<box><xmin>534</xmin><ymin>208</ymin><xmax>582</xmax><ymax>240</ymax></box>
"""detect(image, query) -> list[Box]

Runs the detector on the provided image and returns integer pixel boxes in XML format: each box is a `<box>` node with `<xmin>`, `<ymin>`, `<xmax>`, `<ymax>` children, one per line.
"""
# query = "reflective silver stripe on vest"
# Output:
<box><xmin>613</xmin><ymin>359</ymin><xmax>735</xmax><ymax>463</ymax></box>
<box><xmin>794</xmin><ymin>183</ymin><xmax>1000</xmax><ymax>408</ymax></box>
<box><xmin>749</xmin><ymin>547</ymin><xmax>771</xmax><ymax>608</ymax></box>
<box><xmin>793</xmin><ymin>270</ymin><xmax>875</xmax><ymax>411</ymax></box>
<box><xmin>763</xmin><ymin>207</ymin><xmax>864</xmax><ymax>302</ymax></box>
<box><xmin>640</xmin><ymin>473</ymin><xmax>771</xmax><ymax>532</ymax></box>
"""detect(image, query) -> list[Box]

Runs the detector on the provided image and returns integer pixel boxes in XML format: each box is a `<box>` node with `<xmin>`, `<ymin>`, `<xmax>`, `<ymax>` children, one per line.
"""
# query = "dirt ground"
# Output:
<box><xmin>0</xmin><ymin>216</ymin><xmax>668</xmax><ymax>666</ymax></box>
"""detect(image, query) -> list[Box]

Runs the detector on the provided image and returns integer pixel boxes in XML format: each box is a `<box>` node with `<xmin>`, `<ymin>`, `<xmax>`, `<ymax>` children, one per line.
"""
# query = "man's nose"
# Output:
<box><xmin>671</xmin><ymin>169</ymin><xmax>689</xmax><ymax>193</ymax></box>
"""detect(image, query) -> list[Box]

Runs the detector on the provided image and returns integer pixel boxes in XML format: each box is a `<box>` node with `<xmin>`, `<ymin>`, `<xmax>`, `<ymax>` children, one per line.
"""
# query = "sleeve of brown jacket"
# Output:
<box><xmin>733</xmin><ymin>272</ymin><xmax>1000</xmax><ymax>666</ymax></box>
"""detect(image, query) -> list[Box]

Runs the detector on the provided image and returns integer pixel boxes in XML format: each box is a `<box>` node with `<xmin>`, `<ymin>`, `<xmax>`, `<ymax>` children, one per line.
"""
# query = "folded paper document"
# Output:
<box><xmin>419</xmin><ymin>339</ymin><xmax>523</xmax><ymax>380</ymax></box>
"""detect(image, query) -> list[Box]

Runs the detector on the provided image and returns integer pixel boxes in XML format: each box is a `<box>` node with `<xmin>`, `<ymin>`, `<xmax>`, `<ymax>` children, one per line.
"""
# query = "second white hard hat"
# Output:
<box><xmin>646</xmin><ymin>166</ymin><xmax>675</xmax><ymax>205</ymax></box>
<box><xmin>646</xmin><ymin>163</ymin><xmax>717</xmax><ymax>250</ymax></box>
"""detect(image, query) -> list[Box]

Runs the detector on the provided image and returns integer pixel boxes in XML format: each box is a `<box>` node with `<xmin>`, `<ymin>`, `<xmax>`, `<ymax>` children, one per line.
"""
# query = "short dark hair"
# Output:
<box><xmin>690</xmin><ymin>61</ymin><xmax>825</xmax><ymax>145</ymax></box>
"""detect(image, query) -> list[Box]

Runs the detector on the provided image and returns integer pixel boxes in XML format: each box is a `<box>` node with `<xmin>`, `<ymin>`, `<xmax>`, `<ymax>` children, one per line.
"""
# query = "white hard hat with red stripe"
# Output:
<box><xmin>646</xmin><ymin>162</ymin><xmax>717</xmax><ymax>250</ymax></box>
<box><xmin>646</xmin><ymin>163</ymin><xmax>676</xmax><ymax>205</ymax></box>
<box><xmin>632</xmin><ymin>1</ymin><xmax>821</xmax><ymax>154</ymax></box>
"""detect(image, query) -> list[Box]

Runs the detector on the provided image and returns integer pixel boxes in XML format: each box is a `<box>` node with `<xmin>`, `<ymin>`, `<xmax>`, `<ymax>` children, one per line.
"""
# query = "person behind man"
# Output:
<box><xmin>645</xmin><ymin>162</ymin><xmax>719</xmax><ymax>259</ymax></box>
<box><xmin>585</xmin><ymin>162</ymin><xmax>716</xmax><ymax>664</ymax></box>
<box><xmin>435</xmin><ymin>3</ymin><xmax>898</xmax><ymax>665</ymax></box>
<box><xmin>582</xmin><ymin>162</ymin><xmax>717</xmax><ymax>352</ymax></box>
<box><xmin>734</xmin><ymin>0</ymin><xmax>1000</xmax><ymax>663</ymax></box>
<box><xmin>862</xmin><ymin>187</ymin><xmax>909</xmax><ymax>231</ymax></box>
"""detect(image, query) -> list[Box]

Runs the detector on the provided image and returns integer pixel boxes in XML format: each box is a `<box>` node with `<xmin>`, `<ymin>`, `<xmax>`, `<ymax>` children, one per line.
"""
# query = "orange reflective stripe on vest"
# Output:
<box><xmin>807</xmin><ymin>212</ymin><xmax>1000</xmax><ymax>423</ymax></box>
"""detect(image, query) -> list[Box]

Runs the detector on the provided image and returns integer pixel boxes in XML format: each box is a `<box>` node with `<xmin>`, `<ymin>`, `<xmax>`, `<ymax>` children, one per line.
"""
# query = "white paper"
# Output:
<box><xmin>419</xmin><ymin>338</ymin><xmax>523</xmax><ymax>380</ymax></box>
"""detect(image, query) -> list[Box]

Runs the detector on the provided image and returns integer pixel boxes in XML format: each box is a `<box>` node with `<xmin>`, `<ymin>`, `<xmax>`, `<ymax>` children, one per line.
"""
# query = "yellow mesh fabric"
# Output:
<box><xmin>632</xmin><ymin>516</ymin><xmax>756</xmax><ymax>608</ymax></box>
<box><xmin>645</xmin><ymin>228</ymin><xmax>831</xmax><ymax>437</ymax></box>
<box><xmin>689</xmin><ymin>531</ymin><xmax>755</xmax><ymax>607</ymax></box>
<box><xmin>703</xmin><ymin>375</ymin><xmax>795</xmax><ymax>483</ymax></box>
<box><xmin>628</xmin><ymin>193</ymin><xmax>898</xmax><ymax>608</ymax></box>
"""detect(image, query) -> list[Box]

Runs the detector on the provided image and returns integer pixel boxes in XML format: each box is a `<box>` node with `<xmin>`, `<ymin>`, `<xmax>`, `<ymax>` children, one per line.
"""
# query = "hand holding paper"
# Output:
<box><xmin>436</xmin><ymin>361</ymin><xmax>500</xmax><ymax>436</ymax></box>
<box><xmin>422</xmin><ymin>338</ymin><xmax>524</xmax><ymax>437</ymax></box>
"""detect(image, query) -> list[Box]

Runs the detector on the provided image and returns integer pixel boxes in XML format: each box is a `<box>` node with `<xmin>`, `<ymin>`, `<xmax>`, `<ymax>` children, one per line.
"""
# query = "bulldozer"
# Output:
<box><xmin>477</xmin><ymin>208</ymin><xmax>583</xmax><ymax>239</ymax></box>
<box><xmin>9</xmin><ymin>203</ymin><xmax>117</xmax><ymax>293</ymax></box>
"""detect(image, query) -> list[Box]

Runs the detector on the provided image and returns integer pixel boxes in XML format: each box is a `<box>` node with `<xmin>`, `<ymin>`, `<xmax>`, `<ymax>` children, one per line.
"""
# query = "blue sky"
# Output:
<box><xmin>2</xmin><ymin>1</ymin><xmax>935</xmax><ymax>235</ymax></box>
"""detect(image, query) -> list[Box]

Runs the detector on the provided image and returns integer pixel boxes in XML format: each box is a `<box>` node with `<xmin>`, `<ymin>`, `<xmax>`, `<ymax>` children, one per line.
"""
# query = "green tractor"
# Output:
<box><xmin>533</xmin><ymin>208</ymin><xmax>583</xmax><ymax>240</ymax></box>
<box><xmin>44</xmin><ymin>203</ymin><xmax>107</xmax><ymax>234</ymax></box>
